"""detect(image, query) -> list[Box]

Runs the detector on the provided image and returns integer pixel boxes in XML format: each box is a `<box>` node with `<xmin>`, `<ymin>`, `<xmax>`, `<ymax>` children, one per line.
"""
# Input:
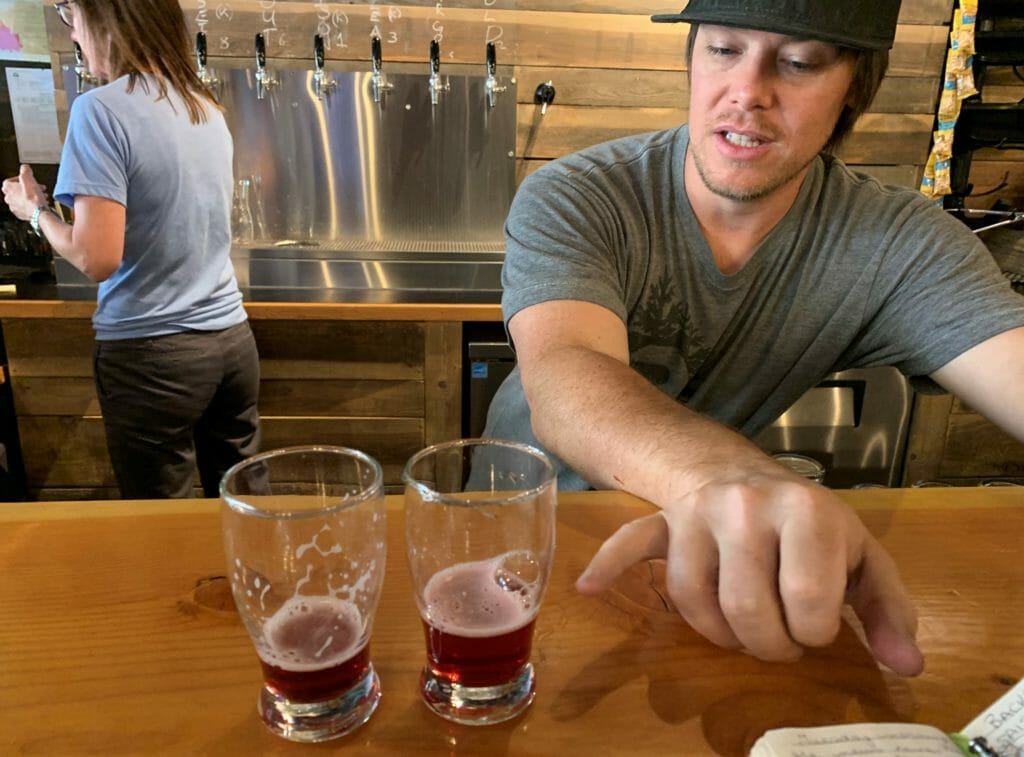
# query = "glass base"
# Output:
<box><xmin>258</xmin><ymin>664</ymin><xmax>380</xmax><ymax>742</ymax></box>
<box><xmin>420</xmin><ymin>663</ymin><xmax>535</xmax><ymax>725</ymax></box>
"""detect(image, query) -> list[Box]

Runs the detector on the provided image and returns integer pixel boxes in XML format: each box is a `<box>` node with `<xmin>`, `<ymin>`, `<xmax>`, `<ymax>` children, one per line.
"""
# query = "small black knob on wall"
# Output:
<box><xmin>534</xmin><ymin>81</ymin><xmax>556</xmax><ymax>114</ymax></box>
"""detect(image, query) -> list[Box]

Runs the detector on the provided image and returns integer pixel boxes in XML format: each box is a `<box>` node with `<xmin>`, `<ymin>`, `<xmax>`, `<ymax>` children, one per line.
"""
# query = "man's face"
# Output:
<box><xmin>686</xmin><ymin>25</ymin><xmax>857</xmax><ymax>203</ymax></box>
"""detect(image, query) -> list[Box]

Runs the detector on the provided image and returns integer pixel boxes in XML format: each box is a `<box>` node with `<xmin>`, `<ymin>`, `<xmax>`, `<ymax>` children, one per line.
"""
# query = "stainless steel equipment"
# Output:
<box><xmin>753</xmin><ymin>367</ymin><xmax>913</xmax><ymax>488</ymax></box>
<box><xmin>465</xmin><ymin>331</ymin><xmax>912</xmax><ymax>489</ymax></box>
<box><xmin>55</xmin><ymin>43</ymin><xmax>517</xmax><ymax>303</ymax></box>
<box><xmin>466</xmin><ymin>337</ymin><xmax>517</xmax><ymax>437</ymax></box>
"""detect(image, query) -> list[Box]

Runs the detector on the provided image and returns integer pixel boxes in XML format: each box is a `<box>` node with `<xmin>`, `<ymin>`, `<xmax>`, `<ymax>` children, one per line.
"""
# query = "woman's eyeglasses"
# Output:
<box><xmin>54</xmin><ymin>0</ymin><xmax>75</xmax><ymax>28</ymax></box>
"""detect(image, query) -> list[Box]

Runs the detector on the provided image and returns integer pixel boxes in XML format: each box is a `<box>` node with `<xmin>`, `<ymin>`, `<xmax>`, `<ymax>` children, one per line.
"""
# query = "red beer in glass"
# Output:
<box><xmin>222</xmin><ymin>446</ymin><xmax>387</xmax><ymax>743</ymax></box>
<box><xmin>257</xmin><ymin>596</ymin><xmax>371</xmax><ymax>703</ymax></box>
<box><xmin>404</xmin><ymin>439</ymin><xmax>557</xmax><ymax>725</ymax></box>
<box><xmin>421</xmin><ymin>556</ymin><xmax>540</xmax><ymax>688</ymax></box>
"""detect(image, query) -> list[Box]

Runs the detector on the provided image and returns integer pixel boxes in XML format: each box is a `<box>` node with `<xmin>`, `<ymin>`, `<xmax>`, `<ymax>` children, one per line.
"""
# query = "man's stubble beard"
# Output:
<box><xmin>690</xmin><ymin>139</ymin><xmax>818</xmax><ymax>203</ymax></box>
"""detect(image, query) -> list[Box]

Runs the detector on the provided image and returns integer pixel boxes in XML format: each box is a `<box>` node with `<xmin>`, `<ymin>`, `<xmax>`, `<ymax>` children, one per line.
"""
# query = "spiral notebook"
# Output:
<box><xmin>750</xmin><ymin>677</ymin><xmax>1023</xmax><ymax>756</ymax></box>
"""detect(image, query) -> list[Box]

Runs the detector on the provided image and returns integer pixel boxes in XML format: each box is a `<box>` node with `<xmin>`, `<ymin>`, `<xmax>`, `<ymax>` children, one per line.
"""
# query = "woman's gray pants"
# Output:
<box><xmin>93</xmin><ymin>320</ymin><xmax>262</xmax><ymax>499</ymax></box>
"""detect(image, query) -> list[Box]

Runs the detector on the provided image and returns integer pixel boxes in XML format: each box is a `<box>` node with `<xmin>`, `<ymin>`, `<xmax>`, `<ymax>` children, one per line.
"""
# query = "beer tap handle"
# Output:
<box><xmin>369</xmin><ymin>35</ymin><xmax>392</xmax><ymax>104</ymax></box>
<box><xmin>428</xmin><ymin>40</ymin><xmax>446</xmax><ymax>106</ymax></box>
<box><xmin>484</xmin><ymin>42</ymin><xmax>507</xmax><ymax>109</ymax></box>
<box><xmin>372</xmin><ymin>35</ymin><xmax>383</xmax><ymax>75</ymax></box>
<box><xmin>314</xmin><ymin>33</ymin><xmax>325</xmax><ymax>72</ymax></box>
<box><xmin>196</xmin><ymin>31</ymin><xmax>207</xmax><ymax>71</ymax></box>
<box><xmin>430</xmin><ymin>40</ymin><xmax>441</xmax><ymax>76</ymax></box>
<box><xmin>73</xmin><ymin>41</ymin><xmax>88</xmax><ymax>93</ymax></box>
<box><xmin>194</xmin><ymin>31</ymin><xmax>219</xmax><ymax>88</ymax></box>
<box><xmin>486</xmin><ymin>41</ymin><xmax>497</xmax><ymax>78</ymax></box>
<box><xmin>312</xmin><ymin>34</ymin><xmax>335</xmax><ymax>99</ymax></box>
<box><xmin>254</xmin><ymin>33</ymin><xmax>274</xmax><ymax>100</ymax></box>
<box><xmin>255</xmin><ymin>32</ymin><xmax>267</xmax><ymax>70</ymax></box>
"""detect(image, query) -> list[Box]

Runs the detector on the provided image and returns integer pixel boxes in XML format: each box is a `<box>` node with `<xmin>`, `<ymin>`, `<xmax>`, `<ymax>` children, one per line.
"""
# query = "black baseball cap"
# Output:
<box><xmin>652</xmin><ymin>0</ymin><xmax>902</xmax><ymax>51</ymax></box>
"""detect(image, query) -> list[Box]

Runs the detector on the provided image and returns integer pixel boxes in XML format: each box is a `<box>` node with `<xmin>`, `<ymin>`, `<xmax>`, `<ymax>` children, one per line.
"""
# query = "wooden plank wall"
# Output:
<box><xmin>903</xmin><ymin>394</ymin><xmax>1024</xmax><ymax>484</ymax></box>
<box><xmin>42</xmin><ymin>0</ymin><xmax>957</xmax><ymax>190</ymax></box>
<box><xmin>965</xmin><ymin>65</ymin><xmax>1024</xmax><ymax>211</ymax></box>
<box><xmin>2</xmin><ymin>318</ymin><xmax>461</xmax><ymax>499</ymax></box>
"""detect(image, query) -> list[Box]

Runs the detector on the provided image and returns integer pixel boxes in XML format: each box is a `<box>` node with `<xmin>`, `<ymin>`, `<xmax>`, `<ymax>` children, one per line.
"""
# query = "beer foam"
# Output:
<box><xmin>258</xmin><ymin>596</ymin><xmax>365</xmax><ymax>672</ymax></box>
<box><xmin>422</xmin><ymin>552</ymin><xmax>540</xmax><ymax>638</ymax></box>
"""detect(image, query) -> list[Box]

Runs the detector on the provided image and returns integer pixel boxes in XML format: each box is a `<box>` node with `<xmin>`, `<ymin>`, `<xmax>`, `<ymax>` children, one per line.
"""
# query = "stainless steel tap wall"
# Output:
<box><xmin>222</xmin><ymin>67</ymin><xmax>517</xmax><ymax>247</ymax></box>
<box><xmin>56</xmin><ymin>58</ymin><xmax>516</xmax><ymax>302</ymax></box>
<box><xmin>60</xmin><ymin>59</ymin><xmax>517</xmax><ymax>250</ymax></box>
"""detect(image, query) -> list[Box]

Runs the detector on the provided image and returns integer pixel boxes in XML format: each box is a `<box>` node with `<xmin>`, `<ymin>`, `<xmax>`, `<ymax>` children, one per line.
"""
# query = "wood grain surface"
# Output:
<box><xmin>0</xmin><ymin>316</ymin><xmax>472</xmax><ymax>498</ymax></box>
<box><xmin>38</xmin><ymin>0</ymin><xmax>956</xmax><ymax>192</ymax></box>
<box><xmin>0</xmin><ymin>302</ymin><xmax>503</xmax><ymax>321</ymax></box>
<box><xmin>0</xmin><ymin>488</ymin><xmax>1021</xmax><ymax>755</ymax></box>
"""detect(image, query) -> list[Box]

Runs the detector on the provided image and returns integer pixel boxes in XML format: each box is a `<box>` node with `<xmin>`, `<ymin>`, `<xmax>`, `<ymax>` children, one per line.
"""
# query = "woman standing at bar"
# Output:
<box><xmin>1</xmin><ymin>0</ymin><xmax>261</xmax><ymax>498</ymax></box>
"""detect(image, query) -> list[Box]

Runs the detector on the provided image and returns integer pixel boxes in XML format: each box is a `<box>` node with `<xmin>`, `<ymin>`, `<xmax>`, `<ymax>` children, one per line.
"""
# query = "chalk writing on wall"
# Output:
<box><xmin>483</xmin><ymin>0</ymin><xmax>505</xmax><ymax>50</ymax></box>
<box><xmin>369</xmin><ymin>4</ymin><xmax>401</xmax><ymax>46</ymax></box>
<box><xmin>216</xmin><ymin>4</ymin><xmax>233</xmax><ymax>51</ymax></box>
<box><xmin>315</xmin><ymin>1</ymin><xmax>350</xmax><ymax>51</ymax></box>
<box><xmin>196</xmin><ymin>0</ymin><xmax>208</xmax><ymax>33</ymax></box>
<box><xmin>430</xmin><ymin>0</ymin><xmax>445</xmax><ymax>52</ymax></box>
<box><xmin>259</xmin><ymin>0</ymin><xmax>282</xmax><ymax>48</ymax></box>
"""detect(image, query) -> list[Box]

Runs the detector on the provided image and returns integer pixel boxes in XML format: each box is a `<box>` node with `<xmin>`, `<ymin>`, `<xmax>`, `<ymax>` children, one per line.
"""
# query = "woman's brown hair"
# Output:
<box><xmin>74</xmin><ymin>0</ymin><xmax>220</xmax><ymax>124</ymax></box>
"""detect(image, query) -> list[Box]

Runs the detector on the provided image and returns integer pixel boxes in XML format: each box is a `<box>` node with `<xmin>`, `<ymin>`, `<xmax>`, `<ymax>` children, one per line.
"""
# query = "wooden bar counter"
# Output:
<box><xmin>0</xmin><ymin>488</ymin><xmax>1021</xmax><ymax>755</ymax></box>
<box><xmin>0</xmin><ymin>299</ymin><xmax>503</xmax><ymax>499</ymax></box>
<box><xmin>0</xmin><ymin>297</ymin><xmax>502</xmax><ymax>323</ymax></box>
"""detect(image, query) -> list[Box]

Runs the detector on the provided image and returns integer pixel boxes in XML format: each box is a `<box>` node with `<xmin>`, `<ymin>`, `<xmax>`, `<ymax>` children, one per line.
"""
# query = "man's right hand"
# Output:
<box><xmin>575</xmin><ymin>473</ymin><xmax>924</xmax><ymax>676</ymax></box>
<box><xmin>509</xmin><ymin>299</ymin><xmax>923</xmax><ymax>675</ymax></box>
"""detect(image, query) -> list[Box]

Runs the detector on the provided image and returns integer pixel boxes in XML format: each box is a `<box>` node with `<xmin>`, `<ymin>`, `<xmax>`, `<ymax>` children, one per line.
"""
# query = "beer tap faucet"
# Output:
<box><xmin>369</xmin><ymin>35</ymin><xmax>393</xmax><ymax>104</ymax></box>
<box><xmin>73</xmin><ymin>42</ymin><xmax>95</xmax><ymax>93</ymax></box>
<box><xmin>428</xmin><ymin>40</ymin><xmax>449</xmax><ymax>107</ymax></box>
<box><xmin>195</xmin><ymin>32</ymin><xmax>219</xmax><ymax>90</ymax></box>
<box><xmin>254</xmin><ymin>33</ymin><xmax>277</xmax><ymax>100</ymax></box>
<box><xmin>484</xmin><ymin>42</ymin><xmax>506</xmax><ymax>109</ymax></box>
<box><xmin>312</xmin><ymin>34</ymin><xmax>335</xmax><ymax>100</ymax></box>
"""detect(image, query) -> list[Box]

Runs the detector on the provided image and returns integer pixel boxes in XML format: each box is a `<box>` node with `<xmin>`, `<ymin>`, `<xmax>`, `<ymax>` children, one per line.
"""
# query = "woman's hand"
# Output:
<box><xmin>2</xmin><ymin>164</ymin><xmax>49</xmax><ymax>221</ymax></box>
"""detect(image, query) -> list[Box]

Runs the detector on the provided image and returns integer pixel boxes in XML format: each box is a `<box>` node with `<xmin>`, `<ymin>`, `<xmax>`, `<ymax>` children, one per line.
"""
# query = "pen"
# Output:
<box><xmin>967</xmin><ymin>736</ymin><xmax>1002</xmax><ymax>757</ymax></box>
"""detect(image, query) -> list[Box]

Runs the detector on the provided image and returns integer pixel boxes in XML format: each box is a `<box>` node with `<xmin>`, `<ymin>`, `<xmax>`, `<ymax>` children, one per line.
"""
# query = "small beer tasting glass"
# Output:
<box><xmin>220</xmin><ymin>446</ymin><xmax>386</xmax><ymax>743</ymax></box>
<box><xmin>403</xmin><ymin>438</ymin><xmax>557</xmax><ymax>725</ymax></box>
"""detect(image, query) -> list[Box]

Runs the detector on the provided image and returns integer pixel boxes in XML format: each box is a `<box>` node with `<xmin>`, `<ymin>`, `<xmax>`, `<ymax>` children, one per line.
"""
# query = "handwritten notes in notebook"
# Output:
<box><xmin>751</xmin><ymin>678</ymin><xmax>1024</xmax><ymax>757</ymax></box>
<box><xmin>750</xmin><ymin>722</ymin><xmax>964</xmax><ymax>756</ymax></box>
<box><xmin>962</xmin><ymin>678</ymin><xmax>1024</xmax><ymax>757</ymax></box>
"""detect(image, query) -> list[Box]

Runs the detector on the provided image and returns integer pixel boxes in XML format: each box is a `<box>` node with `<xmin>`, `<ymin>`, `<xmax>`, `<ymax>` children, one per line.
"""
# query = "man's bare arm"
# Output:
<box><xmin>510</xmin><ymin>299</ymin><xmax>923</xmax><ymax>674</ymax></box>
<box><xmin>512</xmin><ymin>299</ymin><xmax>780</xmax><ymax>501</ymax></box>
<box><xmin>930</xmin><ymin>326</ymin><xmax>1024</xmax><ymax>443</ymax></box>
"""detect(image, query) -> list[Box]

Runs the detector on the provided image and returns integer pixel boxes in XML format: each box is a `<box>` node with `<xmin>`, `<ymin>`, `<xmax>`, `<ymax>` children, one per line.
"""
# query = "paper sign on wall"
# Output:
<box><xmin>5</xmin><ymin>67</ymin><xmax>62</xmax><ymax>163</ymax></box>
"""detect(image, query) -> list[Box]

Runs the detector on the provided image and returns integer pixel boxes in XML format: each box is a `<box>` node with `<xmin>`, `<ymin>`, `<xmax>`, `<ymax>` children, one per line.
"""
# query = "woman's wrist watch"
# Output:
<box><xmin>29</xmin><ymin>204</ymin><xmax>58</xmax><ymax>237</ymax></box>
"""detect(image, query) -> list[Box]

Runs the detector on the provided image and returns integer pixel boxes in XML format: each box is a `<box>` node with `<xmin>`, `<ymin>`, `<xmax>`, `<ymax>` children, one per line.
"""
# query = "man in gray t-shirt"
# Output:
<box><xmin>485</xmin><ymin>0</ymin><xmax>1024</xmax><ymax>676</ymax></box>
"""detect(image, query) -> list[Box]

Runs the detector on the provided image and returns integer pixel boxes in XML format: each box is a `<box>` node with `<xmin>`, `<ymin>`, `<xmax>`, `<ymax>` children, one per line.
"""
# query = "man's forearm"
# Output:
<box><xmin>521</xmin><ymin>345</ymin><xmax>777</xmax><ymax>505</ymax></box>
<box><xmin>931</xmin><ymin>325</ymin><xmax>1024</xmax><ymax>444</ymax></box>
